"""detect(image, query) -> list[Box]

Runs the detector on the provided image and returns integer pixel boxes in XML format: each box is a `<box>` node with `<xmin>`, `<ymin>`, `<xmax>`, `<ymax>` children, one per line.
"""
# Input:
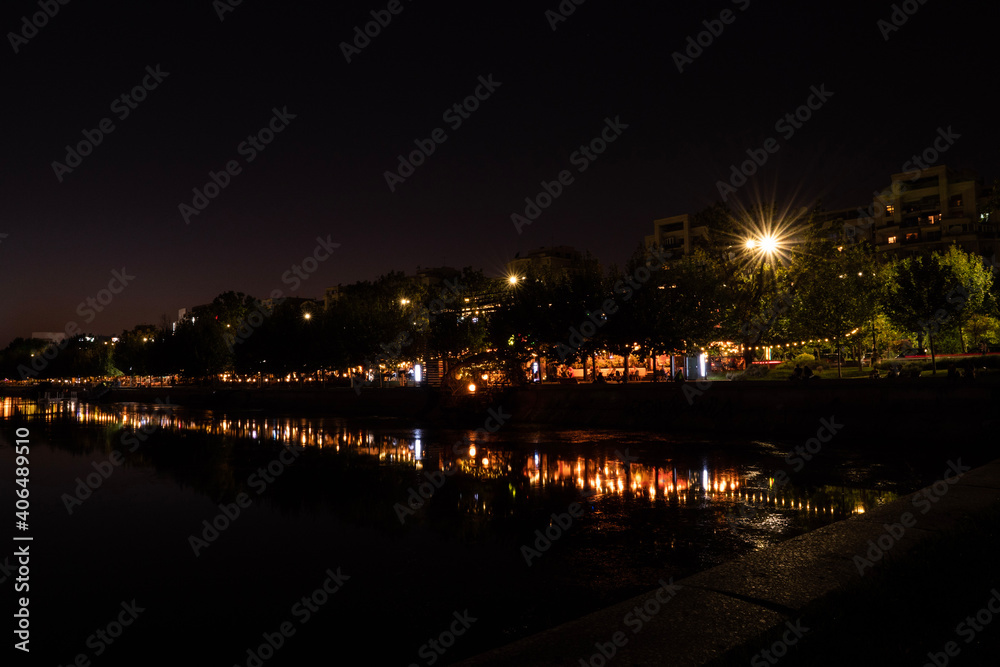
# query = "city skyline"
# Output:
<box><xmin>2</xmin><ymin>0</ymin><xmax>996</xmax><ymax>347</ymax></box>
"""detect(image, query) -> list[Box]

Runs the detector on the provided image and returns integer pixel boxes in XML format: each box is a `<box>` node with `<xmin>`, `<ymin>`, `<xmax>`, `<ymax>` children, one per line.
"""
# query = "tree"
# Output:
<box><xmin>694</xmin><ymin>202</ymin><xmax>804</xmax><ymax>368</ymax></box>
<box><xmin>965</xmin><ymin>314</ymin><xmax>1000</xmax><ymax>352</ymax></box>
<box><xmin>327</xmin><ymin>273</ymin><xmax>415</xmax><ymax>382</ymax></box>
<box><xmin>884</xmin><ymin>252</ymin><xmax>963</xmax><ymax>374</ymax></box>
<box><xmin>632</xmin><ymin>248</ymin><xmax>727</xmax><ymax>376</ymax></box>
<box><xmin>424</xmin><ymin>268</ymin><xmax>491</xmax><ymax>375</ymax></box>
<box><xmin>789</xmin><ymin>241</ymin><xmax>882</xmax><ymax>377</ymax></box>
<box><xmin>936</xmin><ymin>245</ymin><xmax>995</xmax><ymax>352</ymax></box>
<box><xmin>489</xmin><ymin>266</ymin><xmax>566</xmax><ymax>385</ymax></box>
<box><xmin>113</xmin><ymin>325</ymin><xmax>161</xmax><ymax>377</ymax></box>
<box><xmin>0</xmin><ymin>338</ymin><xmax>51</xmax><ymax>380</ymax></box>
<box><xmin>847</xmin><ymin>312</ymin><xmax>904</xmax><ymax>363</ymax></box>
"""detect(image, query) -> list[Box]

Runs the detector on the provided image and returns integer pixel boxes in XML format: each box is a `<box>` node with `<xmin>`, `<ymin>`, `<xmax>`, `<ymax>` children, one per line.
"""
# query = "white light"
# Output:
<box><xmin>414</xmin><ymin>364</ymin><xmax>422</xmax><ymax>383</ymax></box>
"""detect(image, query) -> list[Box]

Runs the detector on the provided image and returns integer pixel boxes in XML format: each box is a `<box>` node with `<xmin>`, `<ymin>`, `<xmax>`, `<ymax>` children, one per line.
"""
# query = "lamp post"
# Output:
<box><xmin>740</xmin><ymin>233</ymin><xmax>783</xmax><ymax>368</ymax></box>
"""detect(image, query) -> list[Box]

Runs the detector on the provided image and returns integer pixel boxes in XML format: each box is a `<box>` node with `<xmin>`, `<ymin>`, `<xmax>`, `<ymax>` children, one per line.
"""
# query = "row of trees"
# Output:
<box><xmin>3</xmin><ymin>206</ymin><xmax>998</xmax><ymax>382</ymax></box>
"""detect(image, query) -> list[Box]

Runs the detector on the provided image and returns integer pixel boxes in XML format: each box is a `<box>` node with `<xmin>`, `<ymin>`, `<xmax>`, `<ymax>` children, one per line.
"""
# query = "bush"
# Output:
<box><xmin>775</xmin><ymin>355</ymin><xmax>817</xmax><ymax>371</ymax></box>
<box><xmin>741</xmin><ymin>364</ymin><xmax>771</xmax><ymax>378</ymax></box>
<box><xmin>876</xmin><ymin>355</ymin><xmax>1000</xmax><ymax>373</ymax></box>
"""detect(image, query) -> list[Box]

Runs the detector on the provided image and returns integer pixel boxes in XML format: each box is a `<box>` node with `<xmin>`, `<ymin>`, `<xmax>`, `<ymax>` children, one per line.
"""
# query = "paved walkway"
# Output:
<box><xmin>455</xmin><ymin>458</ymin><xmax>1000</xmax><ymax>666</ymax></box>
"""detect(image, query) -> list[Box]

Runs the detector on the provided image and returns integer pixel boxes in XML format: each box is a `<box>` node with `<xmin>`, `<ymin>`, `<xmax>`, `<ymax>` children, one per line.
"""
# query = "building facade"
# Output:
<box><xmin>869</xmin><ymin>166</ymin><xmax>997</xmax><ymax>259</ymax></box>
<box><xmin>643</xmin><ymin>214</ymin><xmax>709</xmax><ymax>259</ymax></box>
<box><xmin>506</xmin><ymin>245</ymin><xmax>594</xmax><ymax>278</ymax></box>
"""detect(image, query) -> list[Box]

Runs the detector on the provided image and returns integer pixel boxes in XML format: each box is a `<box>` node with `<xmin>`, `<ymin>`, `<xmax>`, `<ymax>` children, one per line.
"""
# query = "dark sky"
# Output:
<box><xmin>1</xmin><ymin>0</ymin><xmax>996</xmax><ymax>346</ymax></box>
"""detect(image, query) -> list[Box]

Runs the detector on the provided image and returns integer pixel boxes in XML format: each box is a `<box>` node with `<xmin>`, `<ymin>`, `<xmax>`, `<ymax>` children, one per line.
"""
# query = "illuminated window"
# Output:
<box><xmin>887</xmin><ymin>236</ymin><xmax>897</xmax><ymax>244</ymax></box>
<box><xmin>885</xmin><ymin>205</ymin><xmax>894</xmax><ymax>215</ymax></box>
<box><xmin>905</xmin><ymin>232</ymin><xmax>918</xmax><ymax>242</ymax></box>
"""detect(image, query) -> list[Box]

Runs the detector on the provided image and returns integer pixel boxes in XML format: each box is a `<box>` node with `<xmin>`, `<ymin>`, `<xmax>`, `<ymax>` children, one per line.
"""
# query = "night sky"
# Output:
<box><xmin>1</xmin><ymin>0</ymin><xmax>996</xmax><ymax>347</ymax></box>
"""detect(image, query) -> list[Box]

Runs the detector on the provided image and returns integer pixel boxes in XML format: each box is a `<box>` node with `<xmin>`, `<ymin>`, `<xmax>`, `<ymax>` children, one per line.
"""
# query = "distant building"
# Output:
<box><xmin>411</xmin><ymin>267</ymin><xmax>461</xmax><ymax>289</ymax></box>
<box><xmin>323</xmin><ymin>286</ymin><xmax>342</xmax><ymax>310</ymax></box>
<box><xmin>810</xmin><ymin>207</ymin><xmax>865</xmax><ymax>244</ymax></box>
<box><xmin>643</xmin><ymin>214</ymin><xmax>709</xmax><ymax>259</ymax></box>
<box><xmin>260</xmin><ymin>296</ymin><xmax>318</xmax><ymax>314</ymax></box>
<box><xmin>869</xmin><ymin>166</ymin><xmax>998</xmax><ymax>258</ymax></box>
<box><xmin>506</xmin><ymin>245</ymin><xmax>594</xmax><ymax>278</ymax></box>
<box><xmin>31</xmin><ymin>332</ymin><xmax>66</xmax><ymax>344</ymax></box>
<box><xmin>171</xmin><ymin>308</ymin><xmax>187</xmax><ymax>333</ymax></box>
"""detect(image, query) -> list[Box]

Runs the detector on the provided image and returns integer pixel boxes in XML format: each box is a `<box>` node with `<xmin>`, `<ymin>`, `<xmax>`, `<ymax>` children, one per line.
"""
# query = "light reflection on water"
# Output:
<box><xmin>0</xmin><ymin>396</ymin><xmax>905</xmax><ymax>664</ymax></box>
<box><xmin>3</xmin><ymin>397</ymin><xmax>893</xmax><ymax>525</ymax></box>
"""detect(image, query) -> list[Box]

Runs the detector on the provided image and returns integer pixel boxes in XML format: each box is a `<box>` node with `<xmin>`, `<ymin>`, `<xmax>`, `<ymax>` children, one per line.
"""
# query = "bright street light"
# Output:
<box><xmin>743</xmin><ymin>233</ymin><xmax>783</xmax><ymax>259</ymax></box>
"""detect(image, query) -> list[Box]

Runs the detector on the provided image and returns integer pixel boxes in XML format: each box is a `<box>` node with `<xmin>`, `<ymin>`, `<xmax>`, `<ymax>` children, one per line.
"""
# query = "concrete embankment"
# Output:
<box><xmin>454</xmin><ymin>457</ymin><xmax>1000</xmax><ymax>666</ymax></box>
<box><xmin>5</xmin><ymin>380</ymin><xmax>996</xmax><ymax>436</ymax></box>
<box><xmin>503</xmin><ymin>381</ymin><xmax>998</xmax><ymax>437</ymax></box>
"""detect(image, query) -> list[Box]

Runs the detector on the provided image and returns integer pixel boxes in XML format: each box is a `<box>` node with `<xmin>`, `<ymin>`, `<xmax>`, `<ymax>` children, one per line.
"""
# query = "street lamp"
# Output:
<box><xmin>759</xmin><ymin>235</ymin><xmax>779</xmax><ymax>254</ymax></box>
<box><xmin>738</xmin><ymin>231</ymin><xmax>788</xmax><ymax>368</ymax></box>
<box><xmin>744</xmin><ymin>234</ymin><xmax>781</xmax><ymax>258</ymax></box>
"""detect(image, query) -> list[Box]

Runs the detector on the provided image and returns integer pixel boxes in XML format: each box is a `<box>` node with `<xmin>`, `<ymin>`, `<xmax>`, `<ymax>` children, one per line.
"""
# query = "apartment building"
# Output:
<box><xmin>643</xmin><ymin>214</ymin><xmax>710</xmax><ymax>259</ymax></box>
<box><xmin>871</xmin><ymin>166</ymin><xmax>998</xmax><ymax>258</ymax></box>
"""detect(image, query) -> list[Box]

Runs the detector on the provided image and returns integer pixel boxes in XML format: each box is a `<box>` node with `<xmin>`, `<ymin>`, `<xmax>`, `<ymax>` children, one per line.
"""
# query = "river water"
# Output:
<box><xmin>0</xmin><ymin>397</ymin><xmax>957</xmax><ymax>665</ymax></box>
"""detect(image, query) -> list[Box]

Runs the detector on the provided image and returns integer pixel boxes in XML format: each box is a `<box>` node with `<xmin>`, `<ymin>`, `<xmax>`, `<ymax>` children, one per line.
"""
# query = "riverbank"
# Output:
<box><xmin>505</xmin><ymin>380</ymin><xmax>999</xmax><ymax>438</ymax></box>
<box><xmin>455</xmin><ymin>457</ymin><xmax>1000</xmax><ymax>666</ymax></box>
<box><xmin>3</xmin><ymin>379</ymin><xmax>996</xmax><ymax>437</ymax></box>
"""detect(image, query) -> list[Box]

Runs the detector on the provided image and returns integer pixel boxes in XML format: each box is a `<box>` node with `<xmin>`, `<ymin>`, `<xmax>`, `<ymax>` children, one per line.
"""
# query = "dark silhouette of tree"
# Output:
<box><xmin>789</xmin><ymin>241</ymin><xmax>882</xmax><ymax>377</ymax></box>
<box><xmin>884</xmin><ymin>253</ymin><xmax>960</xmax><ymax>374</ymax></box>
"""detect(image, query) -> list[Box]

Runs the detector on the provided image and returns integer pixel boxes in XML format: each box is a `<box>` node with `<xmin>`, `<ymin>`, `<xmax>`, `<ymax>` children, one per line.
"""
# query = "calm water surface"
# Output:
<box><xmin>0</xmin><ymin>398</ymin><xmax>945</xmax><ymax>665</ymax></box>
